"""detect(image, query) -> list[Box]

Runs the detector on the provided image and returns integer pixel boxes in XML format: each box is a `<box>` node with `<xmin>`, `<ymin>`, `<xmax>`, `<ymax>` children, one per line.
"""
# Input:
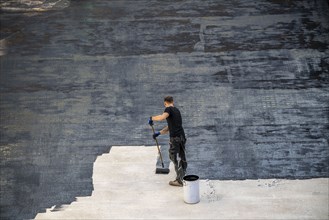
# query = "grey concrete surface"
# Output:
<box><xmin>1</xmin><ymin>0</ymin><xmax>329</xmax><ymax>219</ymax></box>
<box><xmin>35</xmin><ymin>146</ymin><xmax>329</xmax><ymax>220</ymax></box>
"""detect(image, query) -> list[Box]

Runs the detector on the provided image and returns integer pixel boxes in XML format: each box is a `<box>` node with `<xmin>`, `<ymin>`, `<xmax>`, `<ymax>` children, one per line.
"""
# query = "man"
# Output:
<box><xmin>149</xmin><ymin>96</ymin><xmax>187</xmax><ymax>187</ymax></box>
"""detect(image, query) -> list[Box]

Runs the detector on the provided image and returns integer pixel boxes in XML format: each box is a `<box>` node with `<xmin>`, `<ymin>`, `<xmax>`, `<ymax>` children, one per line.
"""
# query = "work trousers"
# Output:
<box><xmin>169</xmin><ymin>136</ymin><xmax>187</xmax><ymax>183</ymax></box>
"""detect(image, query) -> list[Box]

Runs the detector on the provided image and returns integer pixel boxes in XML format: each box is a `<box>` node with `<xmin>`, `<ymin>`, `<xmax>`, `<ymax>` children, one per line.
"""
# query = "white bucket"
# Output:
<box><xmin>183</xmin><ymin>175</ymin><xmax>200</xmax><ymax>204</ymax></box>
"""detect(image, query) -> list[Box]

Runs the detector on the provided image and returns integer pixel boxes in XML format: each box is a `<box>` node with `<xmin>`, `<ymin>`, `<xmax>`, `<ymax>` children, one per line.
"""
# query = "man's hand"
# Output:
<box><xmin>153</xmin><ymin>131</ymin><xmax>160</xmax><ymax>140</ymax></box>
<box><xmin>148</xmin><ymin>117</ymin><xmax>154</xmax><ymax>126</ymax></box>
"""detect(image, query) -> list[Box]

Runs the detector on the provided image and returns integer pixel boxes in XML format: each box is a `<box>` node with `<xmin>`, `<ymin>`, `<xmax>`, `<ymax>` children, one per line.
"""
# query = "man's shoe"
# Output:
<box><xmin>169</xmin><ymin>180</ymin><xmax>183</xmax><ymax>187</ymax></box>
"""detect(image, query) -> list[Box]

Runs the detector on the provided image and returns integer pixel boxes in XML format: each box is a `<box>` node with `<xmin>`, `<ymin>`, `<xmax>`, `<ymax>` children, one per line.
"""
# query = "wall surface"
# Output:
<box><xmin>0</xmin><ymin>0</ymin><xmax>328</xmax><ymax>219</ymax></box>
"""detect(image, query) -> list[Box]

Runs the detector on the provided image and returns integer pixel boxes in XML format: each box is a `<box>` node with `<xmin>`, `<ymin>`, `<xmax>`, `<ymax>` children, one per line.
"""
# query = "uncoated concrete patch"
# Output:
<box><xmin>35</xmin><ymin>146</ymin><xmax>329</xmax><ymax>220</ymax></box>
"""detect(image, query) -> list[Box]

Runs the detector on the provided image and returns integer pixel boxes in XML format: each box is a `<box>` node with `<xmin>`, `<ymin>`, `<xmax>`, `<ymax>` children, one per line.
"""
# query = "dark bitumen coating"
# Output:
<box><xmin>1</xmin><ymin>0</ymin><xmax>329</xmax><ymax>219</ymax></box>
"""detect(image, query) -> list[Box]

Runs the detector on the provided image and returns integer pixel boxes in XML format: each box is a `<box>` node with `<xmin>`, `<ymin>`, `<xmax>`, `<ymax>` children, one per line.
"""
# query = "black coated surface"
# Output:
<box><xmin>1</xmin><ymin>0</ymin><xmax>328</xmax><ymax>219</ymax></box>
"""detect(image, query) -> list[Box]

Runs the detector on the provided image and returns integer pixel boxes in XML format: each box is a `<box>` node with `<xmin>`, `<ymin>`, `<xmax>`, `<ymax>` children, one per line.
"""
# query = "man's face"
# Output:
<box><xmin>164</xmin><ymin>101</ymin><xmax>172</xmax><ymax>107</ymax></box>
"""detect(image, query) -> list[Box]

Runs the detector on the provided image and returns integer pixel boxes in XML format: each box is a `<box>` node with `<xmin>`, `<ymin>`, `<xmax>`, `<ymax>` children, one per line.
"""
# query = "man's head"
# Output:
<box><xmin>164</xmin><ymin>96</ymin><xmax>174</xmax><ymax>107</ymax></box>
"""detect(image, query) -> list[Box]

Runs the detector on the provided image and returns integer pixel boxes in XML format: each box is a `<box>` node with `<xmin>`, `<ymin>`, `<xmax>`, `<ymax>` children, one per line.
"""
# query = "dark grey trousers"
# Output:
<box><xmin>169</xmin><ymin>136</ymin><xmax>187</xmax><ymax>183</ymax></box>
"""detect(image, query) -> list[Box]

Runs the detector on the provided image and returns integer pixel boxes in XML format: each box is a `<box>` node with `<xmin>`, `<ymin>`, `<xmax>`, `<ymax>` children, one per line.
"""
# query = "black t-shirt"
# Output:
<box><xmin>164</xmin><ymin>106</ymin><xmax>185</xmax><ymax>137</ymax></box>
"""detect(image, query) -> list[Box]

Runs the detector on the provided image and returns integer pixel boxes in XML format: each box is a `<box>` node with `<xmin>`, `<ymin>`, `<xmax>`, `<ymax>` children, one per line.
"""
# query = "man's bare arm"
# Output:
<box><xmin>152</xmin><ymin>112</ymin><xmax>169</xmax><ymax>121</ymax></box>
<box><xmin>160</xmin><ymin>126</ymin><xmax>169</xmax><ymax>135</ymax></box>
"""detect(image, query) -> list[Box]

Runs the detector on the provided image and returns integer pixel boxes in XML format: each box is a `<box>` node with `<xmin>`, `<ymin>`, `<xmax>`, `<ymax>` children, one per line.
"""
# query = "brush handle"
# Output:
<box><xmin>151</xmin><ymin>125</ymin><xmax>165</xmax><ymax>168</ymax></box>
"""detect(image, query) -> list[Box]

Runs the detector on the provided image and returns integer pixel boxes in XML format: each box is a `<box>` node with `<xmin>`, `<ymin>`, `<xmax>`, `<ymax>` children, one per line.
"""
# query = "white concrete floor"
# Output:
<box><xmin>35</xmin><ymin>146</ymin><xmax>329</xmax><ymax>219</ymax></box>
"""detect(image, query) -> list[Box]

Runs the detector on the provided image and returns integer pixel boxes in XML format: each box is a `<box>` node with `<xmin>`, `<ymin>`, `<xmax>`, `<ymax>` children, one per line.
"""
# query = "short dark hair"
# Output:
<box><xmin>164</xmin><ymin>96</ymin><xmax>173</xmax><ymax>103</ymax></box>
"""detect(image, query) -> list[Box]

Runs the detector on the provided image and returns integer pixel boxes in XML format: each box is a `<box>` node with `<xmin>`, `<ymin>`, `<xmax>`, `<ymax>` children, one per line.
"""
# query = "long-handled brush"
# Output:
<box><xmin>151</xmin><ymin>125</ymin><xmax>170</xmax><ymax>174</ymax></box>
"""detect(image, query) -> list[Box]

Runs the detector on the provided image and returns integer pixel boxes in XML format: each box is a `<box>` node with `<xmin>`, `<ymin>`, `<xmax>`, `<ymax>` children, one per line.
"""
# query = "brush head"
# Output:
<box><xmin>155</xmin><ymin>167</ymin><xmax>170</xmax><ymax>174</ymax></box>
